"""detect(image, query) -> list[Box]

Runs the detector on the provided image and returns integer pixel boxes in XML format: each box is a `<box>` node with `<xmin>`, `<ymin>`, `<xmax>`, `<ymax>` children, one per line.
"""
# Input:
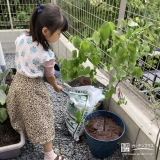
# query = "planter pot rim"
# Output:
<box><xmin>0</xmin><ymin>133</ymin><xmax>25</xmax><ymax>153</ymax></box>
<box><xmin>84</xmin><ymin>110</ymin><xmax>125</xmax><ymax>142</ymax></box>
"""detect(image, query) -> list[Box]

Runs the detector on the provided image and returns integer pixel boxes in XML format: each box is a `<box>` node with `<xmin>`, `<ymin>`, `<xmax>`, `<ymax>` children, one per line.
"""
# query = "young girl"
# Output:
<box><xmin>6</xmin><ymin>3</ymin><xmax>68</xmax><ymax>160</ymax></box>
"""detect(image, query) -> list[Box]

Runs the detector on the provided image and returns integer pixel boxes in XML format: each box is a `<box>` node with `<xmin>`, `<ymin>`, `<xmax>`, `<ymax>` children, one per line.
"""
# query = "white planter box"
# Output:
<box><xmin>0</xmin><ymin>133</ymin><xmax>25</xmax><ymax>159</ymax></box>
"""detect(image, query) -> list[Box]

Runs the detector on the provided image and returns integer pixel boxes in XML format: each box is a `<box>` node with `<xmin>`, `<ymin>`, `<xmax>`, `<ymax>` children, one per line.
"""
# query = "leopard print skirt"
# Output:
<box><xmin>6</xmin><ymin>72</ymin><xmax>55</xmax><ymax>145</ymax></box>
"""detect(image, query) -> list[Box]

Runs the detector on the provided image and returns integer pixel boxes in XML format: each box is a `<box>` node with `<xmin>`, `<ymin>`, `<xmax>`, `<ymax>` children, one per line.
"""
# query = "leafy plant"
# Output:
<box><xmin>60</xmin><ymin>19</ymin><xmax>160</xmax><ymax>105</ymax></box>
<box><xmin>75</xmin><ymin>108</ymin><xmax>86</xmax><ymax>124</ymax></box>
<box><xmin>0</xmin><ymin>68</ymin><xmax>12</xmax><ymax>123</ymax></box>
<box><xmin>145</xmin><ymin>54</ymin><xmax>160</xmax><ymax>70</ymax></box>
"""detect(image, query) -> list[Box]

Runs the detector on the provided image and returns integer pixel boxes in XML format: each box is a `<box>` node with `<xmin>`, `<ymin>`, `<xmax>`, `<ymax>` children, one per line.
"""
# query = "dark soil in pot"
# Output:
<box><xmin>0</xmin><ymin>68</ymin><xmax>20</xmax><ymax>147</ymax></box>
<box><xmin>0</xmin><ymin>115</ymin><xmax>20</xmax><ymax>147</ymax></box>
<box><xmin>86</xmin><ymin>116</ymin><xmax>122</xmax><ymax>141</ymax></box>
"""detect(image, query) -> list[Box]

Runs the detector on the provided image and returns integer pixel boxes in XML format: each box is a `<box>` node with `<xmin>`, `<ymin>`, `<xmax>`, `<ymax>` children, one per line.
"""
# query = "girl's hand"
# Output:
<box><xmin>54</xmin><ymin>85</ymin><xmax>62</xmax><ymax>92</ymax></box>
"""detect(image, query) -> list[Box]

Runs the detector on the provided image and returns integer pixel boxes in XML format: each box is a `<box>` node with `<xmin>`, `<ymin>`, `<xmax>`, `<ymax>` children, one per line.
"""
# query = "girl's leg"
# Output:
<box><xmin>43</xmin><ymin>141</ymin><xmax>53</xmax><ymax>152</ymax></box>
<box><xmin>43</xmin><ymin>141</ymin><xmax>65</xmax><ymax>160</ymax></box>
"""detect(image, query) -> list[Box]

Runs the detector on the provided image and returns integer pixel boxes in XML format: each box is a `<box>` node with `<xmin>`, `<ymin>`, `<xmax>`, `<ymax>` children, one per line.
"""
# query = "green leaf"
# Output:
<box><xmin>120</xmin><ymin>35</ymin><xmax>126</xmax><ymax>41</ymax></box>
<box><xmin>139</xmin><ymin>90</ymin><xmax>149</xmax><ymax>93</ymax></box>
<box><xmin>128</xmin><ymin>43</ymin><xmax>136</xmax><ymax>53</ymax></box>
<box><xmin>119</xmin><ymin>56</ymin><xmax>127</xmax><ymax>63</ymax></box>
<box><xmin>117</xmin><ymin>69</ymin><xmax>126</xmax><ymax>78</ymax></box>
<box><xmin>88</xmin><ymin>43</ymin><xmax>96</xmax><ymax>53</ymax></box>
<box><xmin>105</xmin><ymin>90</ymin><xmax>112</xmax><ymax>99</ymax></box>
<box><xmin>75</xmin><ymin>108</ymin><xmax>86</xmax><ymax>124</ymax></box>
<box><xmin>72</xmin><ymin>50</ymin><xmax>78</xmax><ymax>58</ymax></box>
<box><xmin>103</xmin><ymin>65</ymin><xmax>113</xmax><ymax>72</ymax></box>
<box><xmin>62</xmin><ymin>59</ymin><xmax>68</xmax><ymax>68</ymax></box>
<box><xmin>100</xmin><ymin>22</ymin><xmax>110</xmax><ymax>42</ymax></box>
<box><xmin>0</xmin><ymin>90</ymin><xmax>6</xmax><ymax>105</ymax></box>
<box><xmin>143</xmin><ymin>44</ymin><xmax>150</xmax><ymax>52</ymax></box>
<box><xmin>144</xmin><ymin>22</ymin><xmax>153</xmax><ymax>28</ymax></box>
<box><xmin>0</xmin><ymin>69</ymin><xmax>11</xmax><ymax>84</ymax></box>
<box><xmin>133</xmin><ymin>40</ymin><xmax>140</xmax><ymax>51</ymax></box>
<box><xmin>92</xmin><ymin>31</ymin><xmax>100</xmax><ymax>45</ymax></box>
<box><xmin>117</xmin><ymin>47</ymin><xmax>125</xmax><ymax>57</ymax></box>
<box><xmin>153</xmin><ymin>87</ymin><xmax>160</xmax><ymax>92</ymax></box>
<box><xmin>86</xmin><ymin>37</ymin><xmax>93</xmax><ymax>41</ymax></box>
<box><xmin>68</xmin><ymin>70</ymin><xmax>78</xmax><ymax>79</ymax></box>
<box><xmin>80</xmin><ymin>41</ymin><xmax>89</xmax><ymax>53</ymax></box>
<box><xmin>79</xmin><ymin>50</ymin><xmax>87</xmax><ymax>62</ymax></box>
<box><xmin>75</xmin><ymin>110</ymin><xmax>82</xmax><ymax>124</ymax></box>
<box><xmin>128</xmin><ymin>19</ymin><xmax>138</xmax><ymax>27</ymax></box>
<box><xmin>129</xmin><ymin>56</ymin><xmax>137</xmax><ymax>65</ymax></box>
<box><xmin>61</xmin><ymin>68</ymin><xmax>68</xmax><ymax>81</ymax></box>
<box><xmin>72</xmin><ymin>37</ymin><xmax>81</xmax><ymax>49</ymax></box>
<box><xmin>105</xmin><ymin>86</ymin><xmax>115</xmax><ymax>100</ymax></box>
<box><xmin>126</xmin><ymin>28</ymin><xmax>133</xmax><ymax>38</ymax></box>
<box><xmin>148</xmin><ymin>33</ymin><xmax>154</xmax><ymax>41</ymax></box>
<box><xmin>108</xmin><ymin>22</ymin><xmax>115</xmax><ymax>31</ymax></box>
<box><xmin>102</xmin><ymin>40</ymin><xmax>108</xmax><ymax>46</ymax></box>
<box><xmin>128</xmin><ymin>64</ymin><xmax>134</xmax><ymax>73</ymax></box>
<box><xmin>120</xmin><ymin>19</ymin><xmax>127</xmax><ymax>28</ymax></box>
<box><xmin>89</xmin><ymin>69</ymin><xmax>96</xmax><ymax>80</ymax></box>
<box><xmin>73</xmin><ymin>58</ymin><xmax>80</xmax><ymax>67</ymax></box>
<box><xmin>132</xmin><ymin>27</ymin><xmax>144</xmax><ymax>35</ymax></box>
<box><xmin>91</xmin><ymin>55</ymin><xmax>100</xmax><ymax>65</ymax></box>
<box><xmin>135</xmin><ymin>17</ymin><xmax>140</xmax><ymax>22</ymax></box>
<box><xmin>110</xmin><ymin>76</ymin><xmax>117</xmax><ymax>83</ymax></box>
<box><xmin>0</xmin><ymin>84</ymin><xmax>8</xmax><ymax>92</ymax></box>
<box><xmin>0</xmin><ymin>108</ymin><xmax>8</xmax><ymax>123</ymax></box>
<box><xmin>140</xmin><ymin>51</ymin><xmax>148</xmax><ymax>57</ymax></box>
<box><xmin>112</xmin><ymin>30</ymin><xmax>118</xmax><ymax>40</ymax></box>
<box><xmin>132</xmin><ymin>67</ymin><xmax>142</xmax><ymax>79</ymax></box>
<box><xmin>111</xmin><ymin>86</ymin><xmax>116</xmax><ymax>94</ymax></box>
<box><xmin>84</xmin><ymin>66</ymin><xmax>90</xmax><ymax>75</ymax></box>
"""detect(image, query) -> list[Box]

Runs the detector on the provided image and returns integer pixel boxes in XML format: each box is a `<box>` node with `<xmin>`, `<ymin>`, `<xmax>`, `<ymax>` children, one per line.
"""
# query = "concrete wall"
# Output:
<box><xmin>1</xmin><ymin>30</ymin><xmax>160</xmax><ymax>160</ymax></box>
<box><xmin>0</xmin><ymin>30</ymin><xmax>25</xmax><ymax>53</ymax></box>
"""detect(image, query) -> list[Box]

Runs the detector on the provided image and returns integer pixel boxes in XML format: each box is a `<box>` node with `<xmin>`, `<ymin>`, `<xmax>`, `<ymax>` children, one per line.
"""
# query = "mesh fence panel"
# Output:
<box><xmin>57</xmin><ymin>0</ymin><xmax>121</xmax><ymax>69</ymax></box>
<box><xmin>56</xmin><ymin>0</ymin><xmax>160</xmax><ymax>102</ymax></box>
<box><xmin>0</xmin><ymin>0</ymin><xmax>51</xmax><ymax>29</ymax></box>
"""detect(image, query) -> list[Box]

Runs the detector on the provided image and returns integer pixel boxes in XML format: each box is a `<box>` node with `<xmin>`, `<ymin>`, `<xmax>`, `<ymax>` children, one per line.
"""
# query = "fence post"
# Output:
<box><xmin>117</xmin><ymin>0</ymin><xmax>127</xmax><ymax>28</ymax></box>
<box><xmin>0</xmin><ymin>42</ymin><xmax>7</xmax><ymax>72</ymax></box>
<box><xmin>6</xmin><ymin>0</ymin><xmax>13</xmax><ymax>30</ymax></box>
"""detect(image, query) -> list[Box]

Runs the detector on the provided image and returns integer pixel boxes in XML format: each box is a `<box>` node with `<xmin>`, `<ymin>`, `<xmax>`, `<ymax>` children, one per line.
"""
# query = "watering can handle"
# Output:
<box><xmin>61</xmin><ymin>83</ymin><xmax>71</xmax><ymax>95</ymax></box>
<box><xmin>61</xmin><ymin>89</ymin><xmax>69</xmax><ymax>96</ymax></box>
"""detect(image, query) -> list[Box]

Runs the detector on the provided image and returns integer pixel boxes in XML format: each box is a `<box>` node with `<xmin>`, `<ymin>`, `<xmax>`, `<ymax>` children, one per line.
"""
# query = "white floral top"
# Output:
<box><xmin>15</xmin><ymin>33</ymin><xmax>55</xmax><ymax>78</ymax></box>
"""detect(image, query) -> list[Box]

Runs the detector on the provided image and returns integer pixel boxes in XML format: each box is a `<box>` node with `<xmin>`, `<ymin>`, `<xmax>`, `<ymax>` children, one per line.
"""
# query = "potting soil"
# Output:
<box><xmin>86</xmin><ymin>116</ymin><xmax>122</xmax><ymax>141</ymax></box>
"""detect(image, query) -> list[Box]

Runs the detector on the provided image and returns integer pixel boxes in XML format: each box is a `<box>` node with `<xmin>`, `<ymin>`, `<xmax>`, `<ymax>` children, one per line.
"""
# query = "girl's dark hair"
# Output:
<box><xmin>27</xmin><ymin>3</ymin><xmax>68</xmax><ymax>51</ymax></box>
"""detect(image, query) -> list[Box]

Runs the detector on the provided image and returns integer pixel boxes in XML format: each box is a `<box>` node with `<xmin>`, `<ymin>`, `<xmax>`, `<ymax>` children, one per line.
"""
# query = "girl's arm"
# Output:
<box><xmin>45</xmin><ymin>75</ymin><xmax>62</xmax><ymax>92</ymax></box>
<box><xmin>42</xmin><ymin>60</ymin><xmax>62</xmax><ymax>92</ymax></box>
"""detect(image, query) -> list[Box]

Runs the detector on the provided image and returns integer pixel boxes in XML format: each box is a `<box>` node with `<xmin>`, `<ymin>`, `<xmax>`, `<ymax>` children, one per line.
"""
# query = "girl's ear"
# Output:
<box><xmin>42</xmin><ymin>27</ymin><xmax>50</xmax><ymax>37</ymax></box>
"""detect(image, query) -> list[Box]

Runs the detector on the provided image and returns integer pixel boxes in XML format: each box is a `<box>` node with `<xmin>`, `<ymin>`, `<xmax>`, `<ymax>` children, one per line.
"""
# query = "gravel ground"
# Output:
<box><xmin>3</xmin><ymin>53</ymin><xmax>128</xmax><ymax>160</ymax></box>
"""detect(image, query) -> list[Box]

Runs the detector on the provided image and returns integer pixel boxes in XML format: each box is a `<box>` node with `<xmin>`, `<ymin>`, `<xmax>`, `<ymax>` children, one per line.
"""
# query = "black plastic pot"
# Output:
<box><xmin>84</xmin><ymin>110</ymin><xmax>125</xmax><ymax>159</ymax></box>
